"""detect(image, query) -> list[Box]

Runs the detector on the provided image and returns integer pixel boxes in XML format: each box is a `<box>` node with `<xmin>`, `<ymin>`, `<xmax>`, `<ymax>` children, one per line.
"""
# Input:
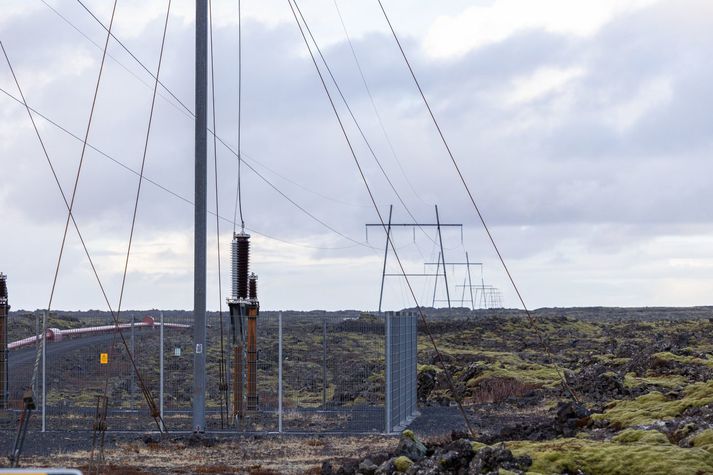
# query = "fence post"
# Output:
<box><xmin>414</xmin><ymin>314</ymin><xmax>418</xmax><ymax>417</ymax></box>
<box><xmin>160</xmin><ymin>312</ymin><xmax>164</xmax><ymax>422</ymax></box>
<box><xmin>42</xmin><ymin>310</ymin><xmax>46</xmax><ymax>432</ymax></box>
<box><xmin>385</xmin><ymin>312</ymin><xmax>392</xmax><ymax>433</ymax></box>
<box><xmin>322</xmin><ymin>317</ymin><xmax>327</xmax><ymax>409</ymax></box>
<box><xmin>130</xmin><ymin>314</ymin><xmax>135</xmax><ymax>410</ymax></box>
<box><xmin>278</xmin><ymin>312</ymin><xmax>283</xmax><ymax>434</ymax></box>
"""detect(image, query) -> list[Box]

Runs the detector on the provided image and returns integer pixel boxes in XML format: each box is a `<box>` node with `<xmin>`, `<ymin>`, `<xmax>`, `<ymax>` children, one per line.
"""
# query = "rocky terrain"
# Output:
<box><xmin>4</xmin><ymin>306</ymin><xmax>713</xmax><ymax>473</ymax></box>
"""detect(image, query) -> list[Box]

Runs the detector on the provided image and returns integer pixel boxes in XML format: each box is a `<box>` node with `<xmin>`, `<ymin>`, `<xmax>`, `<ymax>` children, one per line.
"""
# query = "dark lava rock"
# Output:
<box><xmin>335</xmin><ymin>458</ymin><xmax>359</xmax><ymax>475</ymax></box>
<box><xmin>396</xmin><ymin>431</ymin><xmax>428</xmax><ymax>462</ymax></box>
<box><xmin>358</xmin><ymin>458</ymin><xmax>379</xmax><ymax>475</ymax></box>
<box><xmin>374</xmin><ymin>458</ymin><xmax>395</xmax><ymax>475</ymax></box>
<box><xmin>185</xmin><ymin>433</ymin><xmax>216</xmax><ymax>447</ymax></box>
<box><xmin>418</xmin><ymin>369</ymin><xmax>437</xmax><ymax>404</ymax></box>
<box><xmin>321</xmin><ymin>461</ymin><xmax>335</xmax><ymax>475</ymax></box>
<box><xmin>555</xmin><ymin>401</ymin><xmax>591</xmax><ymax>437</ymax></box>
<box><xmin>467</xmin><ymin>444</ymin><xmax>531</xmax><ymax>475</ymax></box>
<box><xmin>439</xmin><ymin>439</ymin><xmax>475</xmax><ymax>471</ymax></box>
<box><xmin>566</xmin><ymin>362</ymin><xmax>630</xmax><ymax>402</ymax></box>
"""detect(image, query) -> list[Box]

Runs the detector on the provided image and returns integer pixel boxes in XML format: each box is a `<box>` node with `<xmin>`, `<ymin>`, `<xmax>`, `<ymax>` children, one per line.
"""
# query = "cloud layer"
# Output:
<box><xmin>1</xmin><ymin>0</ymin><xmax>713</xmax><ymax>311</ymax></box>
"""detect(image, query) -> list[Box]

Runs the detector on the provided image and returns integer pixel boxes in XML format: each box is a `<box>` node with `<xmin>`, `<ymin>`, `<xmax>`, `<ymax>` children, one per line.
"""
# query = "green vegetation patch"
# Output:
<box><xmin>611</xmin><ymin>429</ymin><xmax>670</xmax><ymax>445</ymax></box>
<box><xmin>508</xmin><ymin>437</ymin><xmax>713</xmax><ymax>475</ymax></box>
<box><xmin>692</xmin><ymin>429</ymin><xmax>713</xmax><ymax>451</ymax></box>
<box><xmin>461</xmin><ymin>351</ymin><xmax>561</xmax><ymax>387</ymax></box>
<box><xmin>623</xmin><ymin>372</ymin><xmax>687</xmax><ymax>389</ymax></box>
<box><xmin>652</xmin><ymin>351</ymin><xmax>713</xmax><ymax>368</ymax></box>
<box><xmin>594</xmin><ymin>381</ymin><xmax>713</xmax><ymax>427</ymax></box>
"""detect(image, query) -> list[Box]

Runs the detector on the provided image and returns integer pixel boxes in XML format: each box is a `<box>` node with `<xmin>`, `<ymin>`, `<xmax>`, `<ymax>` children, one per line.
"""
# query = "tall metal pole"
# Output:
<box><xmin>193</xmin><ymin>0</ymin><xmax>208</xmax><ymax>433</ymax></box>
<box><xmin>431</xmin><ymin>252</ymin><xmax>441</xmax><ymax>308</ymax></box>
<box><xmin>465</xmin><ymin>252</ymin><xmax>475</xmax><ymax>310</ymax></box>
<box><xmin>435</xmin><ymin>205</ymin><xmax>451</xmax><ymax>308</ymax></box>
<box><xmin>378</xmin><ymin>205</ymin><xmax>393</xmax><ymax>313</ymax></box>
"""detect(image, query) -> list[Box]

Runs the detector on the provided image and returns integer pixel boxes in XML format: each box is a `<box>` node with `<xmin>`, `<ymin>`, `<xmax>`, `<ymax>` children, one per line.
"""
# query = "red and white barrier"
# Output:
<box><xmin>8</xmin><ymin>316</ymin><xmax>190</xmax><ymax>350</ymax></box>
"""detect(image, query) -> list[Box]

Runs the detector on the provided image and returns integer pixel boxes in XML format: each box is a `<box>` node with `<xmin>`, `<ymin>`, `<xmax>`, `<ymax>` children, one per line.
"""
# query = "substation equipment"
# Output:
<box><xmin>227</xmin><ymin>232</ymin><xmax>260</xmax><ymax>420</ymax></box>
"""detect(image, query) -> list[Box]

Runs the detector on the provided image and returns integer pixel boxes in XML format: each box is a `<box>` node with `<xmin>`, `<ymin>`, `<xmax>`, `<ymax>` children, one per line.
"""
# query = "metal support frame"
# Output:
<box><xmin>367</xmin><ymin>206</ymin><xmax>462</xmax><ymax>311</ymax></box>
<box><xmin>193</xmin><ymin>0</ymin><xmax>208</xmax><ymax>433</ymax></box>
<box><xmin>434</xmin><ymin>205</ymin><xmax>450</xmax><ymax>308</ymax></box>
<box><xmin>454</xmin><ymin>284</ymin><xmax>501</xmax><ymax>309</ymax></box>
<box><xmin>431</xmin><ymin>252</ymin><xmax>441</xmax><ymax>308</ymax></box>
<box><xmin>466</xmin><ymin>252</ymin><xmax>475</xmax><ymax>309</ymax></box>
<box><xmin>378</xmin><ymin>205</ymin><xmax>393</xmax><ymax>312</ymax></box>
<box><xmin>426</xmin><ymin>258</ymin><xmax>484</xmax><ymax>310</ymax></box>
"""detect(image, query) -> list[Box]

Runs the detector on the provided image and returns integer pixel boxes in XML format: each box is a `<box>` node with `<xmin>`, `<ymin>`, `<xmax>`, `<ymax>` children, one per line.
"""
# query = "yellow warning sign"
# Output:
<box><xmin>100</xmin><ymin>353</ymin><xmax>108</xmax><ymax>364</ymax></box>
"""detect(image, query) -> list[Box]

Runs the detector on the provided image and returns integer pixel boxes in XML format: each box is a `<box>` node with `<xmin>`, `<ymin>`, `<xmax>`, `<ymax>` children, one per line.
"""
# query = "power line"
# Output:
<box><xmin>0</xmin><ymin>87</ymin><xmax>372</xmax><ymax>251</ymax></box>
<box><xmin>331</xmin><ymin>0</ymin><xmax>426</xmax><ymax>206</ymax></box>
<box><xmin>288</xmin><ymin>0</ymin><xmax>476</xmax><ymax>437</ymax></box>
<box><xmin>73</xmin><ymin>0</ymin><xmax>194</xmax><ymax>119</ymax></box>
<box><xmin>40</xmin><ymin>0</ymin><xmax>193</xmax><ymax>122</ymax></box>
<box><xmin>45</xmin><ymin>1</ymin><xmax>375</xmax><ymax>243</ymax></box>
<box><xmin>375</xmin><ymin>0</ymin><xmax>578</xmax><ymax>402</ymax></box>
<box><xmin>293</xmin><ymin>4</ymin><xmax>416</xmax><ymax>223</ymax></box>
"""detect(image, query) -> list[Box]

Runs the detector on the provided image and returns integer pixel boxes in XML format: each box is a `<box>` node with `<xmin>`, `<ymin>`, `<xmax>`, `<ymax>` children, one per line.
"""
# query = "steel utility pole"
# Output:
<box><xmin>193</xmin><ymin>0</ymin><xmax>208</xmax><ymax>433</ymax></box>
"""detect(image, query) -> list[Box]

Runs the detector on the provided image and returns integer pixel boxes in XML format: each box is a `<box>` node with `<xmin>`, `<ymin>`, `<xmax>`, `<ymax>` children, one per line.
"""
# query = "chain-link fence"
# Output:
<box><xmin>1</xmin><ymin>310</ymin><xmax>417</xmax><ymax>433</ymax></box>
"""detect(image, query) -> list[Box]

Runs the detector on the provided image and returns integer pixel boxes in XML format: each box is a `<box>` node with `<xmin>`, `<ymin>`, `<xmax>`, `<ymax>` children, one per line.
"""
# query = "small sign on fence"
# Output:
<box><xmin>100</xmin><ymin>353</ymin><xmax>108</xmax><ymax>364</ymax></box>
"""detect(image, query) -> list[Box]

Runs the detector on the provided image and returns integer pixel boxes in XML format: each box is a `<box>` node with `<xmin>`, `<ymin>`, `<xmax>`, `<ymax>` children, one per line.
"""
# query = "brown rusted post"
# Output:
<box><xmin>246</xmin><ymin>307</ymin><xmax>258</xmax><ymax>411</ymax></box>
<box><xmin>234</xmin><ymin>344</ymin><xmax>243</xmax><ymax>420</ymax></box>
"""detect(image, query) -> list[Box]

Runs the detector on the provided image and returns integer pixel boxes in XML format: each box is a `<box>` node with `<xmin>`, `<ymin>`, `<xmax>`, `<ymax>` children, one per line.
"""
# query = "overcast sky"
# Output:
<box><xmin>1</xmin><ymin>0</ymin><xmax>713</xmax><ymax>312</ymax></box>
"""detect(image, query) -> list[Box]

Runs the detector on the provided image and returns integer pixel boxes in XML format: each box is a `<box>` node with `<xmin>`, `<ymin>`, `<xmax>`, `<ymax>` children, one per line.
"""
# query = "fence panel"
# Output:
<box><xmin>2</xmin><ymin>311</ymin><xmax>417</xmax><ymax>434</ymax></box>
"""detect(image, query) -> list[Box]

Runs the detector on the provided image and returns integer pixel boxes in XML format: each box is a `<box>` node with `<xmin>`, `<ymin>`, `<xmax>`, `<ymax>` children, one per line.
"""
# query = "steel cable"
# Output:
<box><xmin>375</xmin><ymin>0</ymin><xmax>579</xmax><ymax>402</ymax></box>
<box><xmin>331</xmin><ymin>0</ymin><xmax>427</xmax><ymax>206</ymax></box>
<box><xmin>95</xmin><ymin>0</ymin><xmax>173</xmax><ymax>447</ymax></box>
<box><xmin>288</xmin><ymin>0</ymin><xmax>476</xmax><ymax>437</ymax></box>
<box><xmin>291</xmin><ymin>1</ymin><xmax>437</xmax><ymax>247</ymax></box>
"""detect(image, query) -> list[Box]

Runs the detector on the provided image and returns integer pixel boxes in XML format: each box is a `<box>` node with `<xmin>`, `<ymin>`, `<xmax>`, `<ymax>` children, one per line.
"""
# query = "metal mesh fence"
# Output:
<box><xmin>386</xmin><ymin>311</ymin><xmax>418</xmax><ymax>432</ymax></box>
<box><xmin>1</xmin><ymin>311</ymin><xmax>416</xmax><ymax>433</ymax></box>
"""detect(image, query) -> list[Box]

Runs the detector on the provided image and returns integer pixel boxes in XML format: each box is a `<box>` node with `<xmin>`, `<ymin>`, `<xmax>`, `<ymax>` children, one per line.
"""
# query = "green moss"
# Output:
<box><xmin>692</xmin><ymin>430</ymin><xmax>713</xmax><ymax>449</ymax></box>
<box><xmin>417</xmin><ymin>364</ymin><xmax>442</xmax><ymax>373</ymax></box>
<box><xmin>623</xmin><ymin>372</ymin><xmax>687</xmax><ymax>389</ymax></box>
<box><xmin>508</xmin><ymin>438</ymin><xmax>713</xmax><ymax>475</ymax></box>
<box><xmin>612</xmin><ymin>429</ymin><xmax>670</xmax><ymax>445</ymax></box>
<box><xmin>447</xmin><ymin>350</ymin><xmax>561</xmax><ymax>388</ymax></box>
<box><xmin>471</xmin><ymin>441</ymin><xmax>487</xmax><ymax>451</ymax></box>
<box><xmin>593</xmin><ymin>381</ymin><xmax>713</xmax><ymax>427</ymax></box>
<box><xmin>652</xmin><ymin>352</ymin><xmax>713</xmax><ymax>368</ymax></box>
<box><xmin>394</xmin><ymin>455</ymin><xmax>413</xmax><ymax>472</ymax></box>
<box><xmin>593</xmin><ymin>354</ymin><xmax>631</xmax><ymax>366</ymax></box>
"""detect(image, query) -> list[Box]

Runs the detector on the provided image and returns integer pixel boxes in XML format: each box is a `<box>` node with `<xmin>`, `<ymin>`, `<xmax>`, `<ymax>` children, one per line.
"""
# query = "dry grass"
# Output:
<box><xmin>469</xmin><ymin>376</ymin><xmax>538</xmax><ymax>404</ymax></box>
<box><xmin>23</xmin><ymin>435</ymin><xmax>396</xmax><ymax>474</ymax></box>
